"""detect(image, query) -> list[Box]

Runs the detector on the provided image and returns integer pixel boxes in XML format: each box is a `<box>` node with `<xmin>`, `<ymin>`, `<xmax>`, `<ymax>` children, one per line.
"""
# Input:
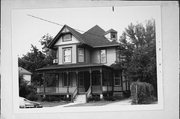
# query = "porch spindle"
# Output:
<box><xmin>100</xmin><ymin>68</ymin><xmax>103</xmax><ymax>99</ymax></box>
<box><xmin>42</xmin><ymin>73</ymin><xmax>46</xmax><ymax>98</ymax></box>
<box><xmin>67</xmin><ymin>72</ymin><xmax>69</xmax><ymax>98</ymax></box>
<box><xmin>89</xmin><ymin>69</ymin><xmax>92</xmax><ymax>93</ymax></box>
<box><xmin>76</xmin><ymin>71</ymin><xmax>79</xmax><ymax>93</ymax></box>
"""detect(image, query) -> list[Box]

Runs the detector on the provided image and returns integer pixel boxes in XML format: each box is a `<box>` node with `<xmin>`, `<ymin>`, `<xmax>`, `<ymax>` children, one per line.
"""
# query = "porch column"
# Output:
<box><xmin>107</xmin><ymin>70</ymin><xmax>109</xmax><ymax>96</ymax></box>
<box><xmin>89</xmin><ymin>68</ymin><xmax>92</xmax><ymax>93</ymax></box>
<box><xmin>112</xmin><ymin>71</ymin><xmax>115</xmax><ymax>95</ymax></box>
<box><xmin>42</xmin><ymin>73</ymin><xmax>46</xmax><ymax>98</ymax></box>
<box><xmin>100</xmin><ymin>68</ymin><xmax>103</xmax><ymax>99</ymax></box>
<box><xmin>67</xmin><ymin>71</ymin><xmax>69</xmax><ymax>98</ymax></box>
<box><xmin>76</xmin><ymin>71</ymin><xmax>79</xmax><ymax>93</ymax></box>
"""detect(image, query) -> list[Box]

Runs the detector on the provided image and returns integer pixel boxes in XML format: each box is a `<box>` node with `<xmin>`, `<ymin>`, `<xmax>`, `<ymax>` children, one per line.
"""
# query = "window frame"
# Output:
<box><xmin>78</xmin><ymin>48</ymin><xmax>85</xmax><ymax>63</ymax></box>
<box><xmin>100</xmin><ymin>49</ymin><xmax>107</xmax><ymax>64</ymax></box>
<box><xmin>62</xmin><ymin>33</ymin><xmax>72</xmax><ymax>42</ymax></box>
<box><xmin>114</xmin><ymin>72</ymin><xmax>122</xmax><ymax>86</ymax></box>
<box><xmin>63</xmin><ymin>47</ymin><xmax>72</xmax><ymax>63</ymax></box>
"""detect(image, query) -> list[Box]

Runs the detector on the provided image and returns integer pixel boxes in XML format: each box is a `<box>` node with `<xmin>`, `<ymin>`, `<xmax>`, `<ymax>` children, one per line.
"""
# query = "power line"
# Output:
<box><xmin>27</xmin><ymin>14</ymin><xmax>63</xmax><ymax>27</ymax></box>
<box><xmin>27</xmin><ymin>14</ymin><xmax>116</xmax><ymax>39</ymax></box>
<box><xmin>27</xmin><ymin>14</ymin><xmax>85</xmax><ymax>33</ymax></box>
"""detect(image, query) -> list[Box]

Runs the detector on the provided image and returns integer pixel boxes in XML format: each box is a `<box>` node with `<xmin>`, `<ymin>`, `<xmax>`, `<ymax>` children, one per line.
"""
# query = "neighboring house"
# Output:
<box><xmin>37</xmin><ymin>25</ymin><xmax>130</xmax><ymax>102</ymax></box>
<box><xmin>19</xmin><ymin>67</ymin><xmax>32</xmax><ymax>85</ymax></box>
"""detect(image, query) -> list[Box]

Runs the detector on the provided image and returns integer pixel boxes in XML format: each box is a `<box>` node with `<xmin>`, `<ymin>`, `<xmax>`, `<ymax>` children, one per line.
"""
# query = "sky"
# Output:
<box><xmin>12</xmin><ymin>6</ymin><xmax>160</xmax><ymax>57</ymax></box>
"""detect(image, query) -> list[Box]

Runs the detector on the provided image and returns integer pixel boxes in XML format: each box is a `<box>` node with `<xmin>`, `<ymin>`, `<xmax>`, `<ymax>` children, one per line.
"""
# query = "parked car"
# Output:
<box><xmin>19</xmin><ymin>97</ymin><xmax>43</xmax><ymax>108</ymax></box>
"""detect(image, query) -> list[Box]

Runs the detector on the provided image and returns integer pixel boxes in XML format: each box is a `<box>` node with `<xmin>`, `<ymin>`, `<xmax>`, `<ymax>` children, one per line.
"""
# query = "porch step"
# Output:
<box><xmin>74</xmin><ymin>94</ymin><xmax>87</xmax><ymax>103</ymax></box>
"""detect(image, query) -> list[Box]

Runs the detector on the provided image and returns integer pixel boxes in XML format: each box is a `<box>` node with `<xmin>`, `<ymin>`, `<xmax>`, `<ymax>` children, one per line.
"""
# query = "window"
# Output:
<box><xmin>100</xmin><ymin>49</ymin><xmax>107</xmax><ymax>63</ymax></box>
<box><xmin>78</xmin><ymin>48</ymin><xmax>84</xmax><ymax>62</ymax></box>
<box><xmin>114</xmin><ymin>72</ymin><xmax>122</xmax><ymax>86</ymax></box>
<box><xmin>116</xmin><ymin>48</ymin><xmax>126</xmax><ymax>62</ymax></box>
<box><xmin>63</xmin><ymin>48</ymin><xmax>72</xmax><ymax>63</ymax></box>
<box><xmin>111</xmin><ymin>33</ymin><xmax>116</xmax><ymax>38</ymax></box>
<box><xmin>62</xmin><ymin>34</ymin><xmax>72</xmax><ymax>42</ymax></box>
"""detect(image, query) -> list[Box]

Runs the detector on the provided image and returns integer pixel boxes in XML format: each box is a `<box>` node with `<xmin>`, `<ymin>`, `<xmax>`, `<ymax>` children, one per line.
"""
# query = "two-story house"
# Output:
<box><xmin>37</xmin><ymin>25</ymin><xmax>130</xmax><ymax>102</ymax></box>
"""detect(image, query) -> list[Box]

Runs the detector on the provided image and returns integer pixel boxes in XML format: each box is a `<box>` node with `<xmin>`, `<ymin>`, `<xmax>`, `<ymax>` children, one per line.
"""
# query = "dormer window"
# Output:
<box><xmin>105</xmin><ymin>29</ymin><xmax>117</xmax><ymax>42</ymax></box>
<box><xmin>62</xmin><ymin>34</ymin><xmax>72</xmax><ymax>42</ymax></box>
<box><xmin>111</xmin><ymin>33</ymin><xmax>116</xmax><ymax>39</ymax></box>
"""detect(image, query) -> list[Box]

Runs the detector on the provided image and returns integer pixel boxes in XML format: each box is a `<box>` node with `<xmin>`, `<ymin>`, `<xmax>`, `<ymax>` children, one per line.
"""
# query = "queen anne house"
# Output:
<box><xmin>37</xmin><ymin>25</ymin><xmax>130</xmax><ymax>103</ymax></box>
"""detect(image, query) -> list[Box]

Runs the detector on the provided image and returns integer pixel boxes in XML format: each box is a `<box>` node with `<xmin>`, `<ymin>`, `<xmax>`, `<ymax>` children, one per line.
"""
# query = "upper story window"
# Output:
<box><xmin>100</xmin><ymin>49</ymin><xmax>107</xmax><ymax>63</ymax></box>
<box><xmin>63</xmin><ymin>47</ymin><xmax>72</xmax><ymax>63</ymax></box>
<box><xmin>62</xmin><ymin>34</ymin><xmax>72</xmax><ymax>42</ymax></box>
<box><xmin>78</xmin><ymin>48</ymin><xmax>84</xmax><ymax>62</ymax></box>
<box><xmin>116</xmin><ymin>48</ymin><xmax>126</xmax><ymax>63</ymax></box>
<box><xmin>111</xmin><ymin>33</ymin><xmax>116</xmax><ymax>38</ymax></box>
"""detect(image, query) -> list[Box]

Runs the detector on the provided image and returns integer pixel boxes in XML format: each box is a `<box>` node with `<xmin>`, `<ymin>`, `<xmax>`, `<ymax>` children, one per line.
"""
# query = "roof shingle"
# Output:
<box><xmin>48</xmin><ymin>25</ymin><xmax>119</xmax><ymax>49</ymax></box>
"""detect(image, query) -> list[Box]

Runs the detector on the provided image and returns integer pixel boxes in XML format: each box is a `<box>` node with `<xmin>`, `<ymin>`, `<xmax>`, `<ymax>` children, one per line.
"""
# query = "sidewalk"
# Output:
<box><xmin>106</xmin><ymin>99</ymin><xmax>132</xmax><ymax>106</ymax></box>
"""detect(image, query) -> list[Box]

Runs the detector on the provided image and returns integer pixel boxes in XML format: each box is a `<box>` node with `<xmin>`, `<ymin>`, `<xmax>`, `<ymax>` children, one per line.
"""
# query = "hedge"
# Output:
<box><xmin>130</xmin><ymin>81</ymin><xmax>156</xmax><ymax>104</ymax></box>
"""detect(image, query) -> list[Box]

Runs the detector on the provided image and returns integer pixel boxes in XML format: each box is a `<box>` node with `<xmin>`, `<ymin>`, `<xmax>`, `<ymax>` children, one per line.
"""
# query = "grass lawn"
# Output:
<box><xmin>38</xmin><ymin>101</ymin><xmax>69</xmax><ymax>107</ymax></box>
<box><xmin>64</xmin><ymin>99</ymin><xmax>130</xmax><ymax>107</ymax></box>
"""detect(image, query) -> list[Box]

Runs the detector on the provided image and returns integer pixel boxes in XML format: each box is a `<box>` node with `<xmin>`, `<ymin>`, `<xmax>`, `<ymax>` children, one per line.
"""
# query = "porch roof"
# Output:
<box><xmin>36</xmin><ymin>63</ymin><xmax>113</xmax><ymax>72</ymax></box>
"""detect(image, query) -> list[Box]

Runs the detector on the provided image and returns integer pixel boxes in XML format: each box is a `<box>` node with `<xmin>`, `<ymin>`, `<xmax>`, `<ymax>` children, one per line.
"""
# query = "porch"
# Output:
<box><xmin>36</xmin><ymin>64</ymin><xmax>115</xmax><ymax>99</ymax></box>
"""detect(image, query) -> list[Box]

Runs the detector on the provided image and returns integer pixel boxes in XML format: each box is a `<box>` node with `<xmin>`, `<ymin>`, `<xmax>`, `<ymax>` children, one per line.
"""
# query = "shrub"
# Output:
<box><xmin>104</xmin><ymin>96</ymin><xmax>116</xmax><ymax>101</ymax></box>
<box><xmin>42</xmin><ymin>95</ymin><xmax>61</xmax><ymax>102</ymax></box>
<box><xmin>88</xmin><ymin>95</ymin><xmax>100</xmax><ymax>101</ymax></box>
<box><xmin>26</xmin><ymin>92</ymin><xmax>38</xmax><ymax>101</ymax></box>
<box><xmin>130</xmin><ymin>81</ymin><xmax>155</xmax><ymax>104</ymax></box>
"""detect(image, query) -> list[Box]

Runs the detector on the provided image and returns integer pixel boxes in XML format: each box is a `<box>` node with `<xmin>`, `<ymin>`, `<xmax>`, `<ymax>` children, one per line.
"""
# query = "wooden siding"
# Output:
<box><xmin>90</xmin><ymin>48</ymin><xmax>116</xmax><ymax>65</ymax></box>
<box><xmin>91</xmin><ymin>49</ymin><xmax>100</xmax><ymax>64</ymax></box>
<box><xmin>106</xmin><ymin>48</ymin><xmax>116</xmax><ymax>66</ymax></box>
<box><xmin>85</xmin><ymin>48</ymin><xmax>90</xmax><ymax>63</ymax></box>
<box><xmin>55</xmin><ymin>35</ymin><xmax>79</xmax><ymax>46</ymax></box>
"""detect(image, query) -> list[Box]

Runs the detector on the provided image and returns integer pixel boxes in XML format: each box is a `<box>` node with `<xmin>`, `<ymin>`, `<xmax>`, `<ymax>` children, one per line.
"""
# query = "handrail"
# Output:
<box><xmin>72</xmin><ymin>87</ymin><xmax>78</xmax><ymax>102</ymax></box>
<box><xmin>86</xmin><ymin>86</ymin><xmax>92</xmax><ymax>99</ymax></box>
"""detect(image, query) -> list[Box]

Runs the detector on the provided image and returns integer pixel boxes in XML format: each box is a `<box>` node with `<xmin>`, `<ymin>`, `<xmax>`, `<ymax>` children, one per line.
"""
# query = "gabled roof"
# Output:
<box><xmin>19</xmin><ymin>67</ymin><xmax>32</xmax><ymax>75</ymax></box>
<box><xmin>48</xmin><ymin>25</ymin><xmax>85</xmax><ymax>49</ymax></box>
<box><xmin>105</xmin><ymin>29</ymin><xmax>117</xmax><ymax>34</ymax></box>
<box><xmin>48</xmin><ymin>25</ymin><xmax>119</xmax><ymax>49</ymax></box>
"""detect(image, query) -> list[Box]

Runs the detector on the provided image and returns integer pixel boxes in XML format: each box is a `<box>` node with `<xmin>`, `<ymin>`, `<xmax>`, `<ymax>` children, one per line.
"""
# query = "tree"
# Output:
<box><xmin>18</xmin><ymin>45</ymin><xmax>46</xmax><ymax>85</ymax></box>
<box><xmin>118</xmin><ymin>19</ymin><xmax>157</xmax><ymax>96</ymax></box>
<box><xmin>18</xmin><ymin>34</ymin><xmax>56</xmax><ymax>85</ymax></box>
<box><xmin>39</xmin><ymin>34</ymin><xmax>56</xmax><ymax>65</ymax></box>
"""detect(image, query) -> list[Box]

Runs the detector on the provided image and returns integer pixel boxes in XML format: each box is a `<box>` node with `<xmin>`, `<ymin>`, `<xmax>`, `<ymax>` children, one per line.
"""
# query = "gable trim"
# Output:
<box><xmin>48</xmin><ymin>25</ymin><xmax>84</xmax><ymax>49</ymax></box>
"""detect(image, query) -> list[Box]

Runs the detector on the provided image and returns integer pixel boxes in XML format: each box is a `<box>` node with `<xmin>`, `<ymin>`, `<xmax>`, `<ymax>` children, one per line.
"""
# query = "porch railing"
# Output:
<box><xmin>37</xmin><ymin>86</ymin><xmax>56</xmax><ymax>93</ymax></box>
<box><xmin>37</xmin><ymin>86</ymin><xmax>77</xmax><ymax>94</ymax></box>
<box><xmin>92</xmin><ymin>85</ymin><xmax>102</xmax><ymax>93</ymax></box>
<box><xmin>71</xmin><ymin>87</ymin><xmax>78</xmax><ymax>102</ymax></box>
